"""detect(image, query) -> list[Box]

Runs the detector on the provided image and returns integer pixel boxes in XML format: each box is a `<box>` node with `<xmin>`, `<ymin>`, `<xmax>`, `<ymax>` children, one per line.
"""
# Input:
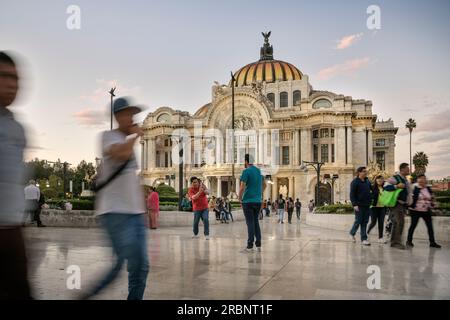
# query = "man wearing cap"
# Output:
<box><xmin>85</xmin><ymin>97</ymin><xmax>149</xmax><ymax>300</ymax></box>
<box><xmin>239</xmin><ymin>154</ymin><xmax>266</xmax><ymax>252</ymax></box>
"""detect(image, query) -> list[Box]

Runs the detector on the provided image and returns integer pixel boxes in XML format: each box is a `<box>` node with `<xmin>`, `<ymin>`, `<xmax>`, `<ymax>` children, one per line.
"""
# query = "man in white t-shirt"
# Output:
<box><xmin>84</xmin><ymin>97</ymin><xmax>149</xmax><ymax>300</ymax></box>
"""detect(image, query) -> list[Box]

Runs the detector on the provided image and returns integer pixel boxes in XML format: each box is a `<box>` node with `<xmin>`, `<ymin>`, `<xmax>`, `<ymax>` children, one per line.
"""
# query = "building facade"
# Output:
<box><xmin>140</xmin><ymin>33</ymin><xmax>398</xmax><ymax>205</ymax></box>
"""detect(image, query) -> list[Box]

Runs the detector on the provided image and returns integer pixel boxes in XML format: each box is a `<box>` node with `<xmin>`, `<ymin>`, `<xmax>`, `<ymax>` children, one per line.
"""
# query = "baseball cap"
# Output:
<box><xmin>113</xmin><ymin>96</ymin><xmax>143</xmax><ymax>114</ymax></box>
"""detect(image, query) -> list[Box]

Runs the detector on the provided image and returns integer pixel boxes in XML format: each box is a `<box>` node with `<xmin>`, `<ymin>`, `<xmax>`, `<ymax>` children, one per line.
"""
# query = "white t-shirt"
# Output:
<box><xmin>95</xmin><ymin>130</ymin><xmax>145</xmax><ymax>215</ymax></box>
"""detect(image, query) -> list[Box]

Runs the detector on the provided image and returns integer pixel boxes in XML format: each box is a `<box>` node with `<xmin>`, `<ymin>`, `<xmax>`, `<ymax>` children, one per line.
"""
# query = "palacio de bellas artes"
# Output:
<box><xmin>141</xmin><ymin>32</ymin><xmax>397</xmax><ymax>206</ymax></box>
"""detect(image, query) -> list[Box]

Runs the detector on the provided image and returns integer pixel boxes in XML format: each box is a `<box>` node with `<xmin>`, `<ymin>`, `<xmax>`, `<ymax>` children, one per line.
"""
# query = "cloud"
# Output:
<box><xmin>73</xmin><ymin>108</ymin><xmax>108</xmax><ymax>127</ymax></box>
<box><xmin>335</xmin><ymin>33</ymin><xmax>363</xmax><ymax>49</ymax></box>
<box><xmin>317</xmin><ymin>57</ymin><xmax>371</xmax><ymax>80</ymax></box>
<box><xmin>74</xmin><ymin>79</ymin><xmax>143</xmax><ymax>128</ymax></box>
<box><xmin>398</xmin><ymin>110</ymin><xmax>450</xmax><ymax>136</ymax></box>
<box><xmin>417</xmin><ymin>130</ymin><xmax>450</xmax><ymax>144</ymax></box>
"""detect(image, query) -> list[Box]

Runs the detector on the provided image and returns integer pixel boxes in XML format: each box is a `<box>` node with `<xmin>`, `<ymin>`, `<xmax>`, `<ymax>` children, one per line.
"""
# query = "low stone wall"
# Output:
<box><xmin>38</xmin><ymin>209</ymin><xmax>245</xmax><ymax>228</ymax></box>
<box><xmin>305</xmin><ymin>212</ymin><xmax>450</xmax><ymax>242</ymax></box>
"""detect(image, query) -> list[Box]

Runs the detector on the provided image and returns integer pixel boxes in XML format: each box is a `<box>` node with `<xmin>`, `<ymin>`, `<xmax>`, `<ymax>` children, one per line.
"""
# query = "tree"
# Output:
<box><xmin>405</xmin><ymin>118</ymin><xmax>417</xmax><ymax>171</ymax></box>
<box><xmin>413</xmin><ymin>151</ymin><xmax>429</xmax><ymax>177</ymax></box>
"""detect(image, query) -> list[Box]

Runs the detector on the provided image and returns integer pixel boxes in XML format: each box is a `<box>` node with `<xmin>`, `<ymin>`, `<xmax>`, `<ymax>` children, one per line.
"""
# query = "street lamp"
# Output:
<box><xmin>178</xmin><ymin>136</ymin><xmax>184</xmax><ymax>211</ymax></box>
<box><xmin>300</xmin><ymin>161</ymin><xmax>325</xmax><ymax>206</ymax></box>
<box><xmin>109</xmin><ymin>87</ymin><xmax>116</xmax><ymax>131</ymax></box>
<box><xmin>229</xmin><ymin>71</ymin><xmax>237</xmax><ymax>200</ymax></box>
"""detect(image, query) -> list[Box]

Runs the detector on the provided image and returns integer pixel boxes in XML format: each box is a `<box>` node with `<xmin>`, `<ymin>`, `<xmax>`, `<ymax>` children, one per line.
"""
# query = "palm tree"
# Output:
<box><xmin>413</xmin><ymin>151</ymin><xmax>429</xmax><ymax>176</ymax></box>
<box><xmin>405</xmin><ymin>118</ymin><xmax>417</xmax><ymax>171</ymax></box>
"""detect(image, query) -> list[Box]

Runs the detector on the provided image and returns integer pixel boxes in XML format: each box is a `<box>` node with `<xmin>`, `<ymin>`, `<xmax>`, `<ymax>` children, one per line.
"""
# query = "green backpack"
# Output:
<box><xmin>378</xmin><ymin>176</ymin><xmax>403</xmax><ymax>207</ymax></box>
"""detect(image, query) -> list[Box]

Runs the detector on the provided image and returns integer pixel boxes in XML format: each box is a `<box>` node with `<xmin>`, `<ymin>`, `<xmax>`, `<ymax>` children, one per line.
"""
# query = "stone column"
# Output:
<box><xmin>217</xmin><ymin>177</ymin><xmax>222</xmax><ymax>198</ymax></box>
<box><xmin>336</xmin><ymin>127</ymin><xmax>346</xmax><ymax>164</ymax></box>
<box><xmin>293</xmin><ymin>129</ymin><xmax>300</xmax><ymax>166</ymax></box>
<box><xmin>301</xmin><ymin>128</ymin><xmax>311</xmax><ymax>162</ymax></box>
<box><xmin>235</xmin><ymin>177</ymin><xmax>240</xmax><ymax>196</ymax></box>
<box><xmin>289</xmin><ymin>177</ymin><xmax>294</xmax><ymax>199</ymax></box>
<box><xmin>346</xmin><ymin>127</ymin><xmax>353</xmax><ymax>164</ymax></box>
<box><xmin>367</xmin><ymin>128</ymin><xmax>373</xmax><ymax>164</ymax></box>
<box><xmin>272</xmin><ymin>178</ymin><xmax>278</xmax><ymax>201</ymax></box>
<box><xmin>149</xmin><ymin>137</ymin><xmax>156</xmax><ymax>169</ymax></box>
<box><xmin>140</xmin><ymin>140</ymin><xmax>145</xmax><ymax>171</ymax></box>
<box><xmin>144</xmin><ymin>139</ymin><xmax>149</xmax><ymax>170</ymax></box>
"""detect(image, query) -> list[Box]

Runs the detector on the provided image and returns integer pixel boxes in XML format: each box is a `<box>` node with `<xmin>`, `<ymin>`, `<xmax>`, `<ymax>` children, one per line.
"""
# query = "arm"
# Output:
<box><xmin>239</xmin><ymin>181</ymin><xmax>245</xmax><ymax>202</ymax></box>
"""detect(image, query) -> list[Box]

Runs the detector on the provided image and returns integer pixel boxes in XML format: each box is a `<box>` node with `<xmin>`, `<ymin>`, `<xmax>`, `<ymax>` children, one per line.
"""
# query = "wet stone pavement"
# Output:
<box><xmin>24</xmin><ymin>211</ymin><xmax>450</xmax><ymax>300</ymax></box>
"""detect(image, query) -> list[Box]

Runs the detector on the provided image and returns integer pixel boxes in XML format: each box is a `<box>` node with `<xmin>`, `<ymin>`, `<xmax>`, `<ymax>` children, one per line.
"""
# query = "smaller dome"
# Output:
<box><xmin>194</xmin><ymin>103</ymin><xmax>210</xmax><ymax>117</ymax></box>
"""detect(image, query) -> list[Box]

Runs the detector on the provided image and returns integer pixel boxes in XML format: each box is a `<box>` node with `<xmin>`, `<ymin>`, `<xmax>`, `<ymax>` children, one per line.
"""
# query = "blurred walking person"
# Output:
<box><xmin>147</xmin><ymin>186</ymin><xmax>159</xmax><ymax>229</ymax></box>
<box><xmin>287</xmin><ymin>197</ymin><xmax>294</xmax><ymax>224</ymax></box>
<box><xmin>384</xmin><ymin>163</ymin><xmax>411</xmax><ymax>250</ymax></box>
<box><xmin>188</xmin><ymin>177</ymin><xmax>210</xmax><ymax>239</ymax></box>
<box><xmin>295</xmin><ymin>198</ymin><xmax>302</xmax><ymax>221</ymax></box>
<box><xmin>367</xmin><ymin>175</ymin><xmax>387</xmax><ymax>243</ymax></box>
<box><xmin>276</xmin><ymin>194</ymin><xmax>286</xmax><ymax>224</ymax></box>
<box><xmin>349</xmin><ymin>167</ymin><xmax>372</xmax><ymax>246</ymax></box>
<box><xmin>0</xmin><ymin>51</ymin><xmax>32</xmax><ymax>299</ymax></box>
<box><xmin>406</xmin><ymin>174</ymin><xmax>441</xmax><ymax>248</ymax></box>
<box><xmin>24</xmin><ymin>180</ymin><xmax>44</xmax><ymax>227</ymax></box>
<box><xmin>84</xmin><ymin>97</ymin><xmax>149</xmax><ymax>300</ymax></box>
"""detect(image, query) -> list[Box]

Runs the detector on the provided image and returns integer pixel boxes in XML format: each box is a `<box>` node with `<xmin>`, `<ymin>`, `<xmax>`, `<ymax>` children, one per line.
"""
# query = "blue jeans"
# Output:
<box><xmin>243</xmin><ymin>202</ymin><xmax>262</xmax><ymax>249</ymax></box>
<box><xmin>193</xmin><ymin>208</ymin><xmax>209</xmax><ymax>236</ymax></box>
<box><xmin>278</xmin><ymin>209</ymin><xmax>285</xmax><ymax>222</ymax></box>
<box><xmin>349</xmin><ymin>206</ymin><xmax>371</xmax><ymax>241</ymax></box>
<box><xmin>90</xmin><ymin>213</ymin><xmax>149</xmax><ymax>300</ymax></box>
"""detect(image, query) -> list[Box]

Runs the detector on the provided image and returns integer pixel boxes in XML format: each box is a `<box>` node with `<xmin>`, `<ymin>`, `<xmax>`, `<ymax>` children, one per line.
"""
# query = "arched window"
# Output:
<box><xmin>267</xmin><ymin>93</ymin><xmax>275</xmax><ymax>105</ymax></box>
<box><xmin>157</xmin><ymin>113</ymin><xmax>170</xmax><ymax>123</ymax></box>
<box><xmin>312</xmin><ymin>99</ymin><xmax>332</xmax><ymax>109</ymax></box>
<box><xmin>280</xmin><ymin>92</ymin><xmax>288</xmax><ymax>108</ymax></box>
<box><xmin>293</xmin><ymin>90</ymin><xmax>301</xmax><ymax>106</ymax></box>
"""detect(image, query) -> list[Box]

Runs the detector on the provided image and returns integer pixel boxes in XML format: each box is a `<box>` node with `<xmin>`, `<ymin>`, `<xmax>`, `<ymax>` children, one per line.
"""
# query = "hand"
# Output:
<box><xmin>129</xmin><ymin>124</ymin><xmax>144</xmax><ymax>137</ymax></box>
<box><xmin>396</xmin><ymin>183</ymin><xmax>405</xmax><ymax>189</ymax></box>
<box><xmin>354</xmin><ymin>206</ymin><xmax>359</xmax><ymax>212</ymax></box>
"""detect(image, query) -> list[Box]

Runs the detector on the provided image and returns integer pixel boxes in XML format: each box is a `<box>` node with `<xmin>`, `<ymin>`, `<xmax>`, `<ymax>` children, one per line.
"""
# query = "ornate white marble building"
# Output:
<box><xmin>140</xmin><ymin>33</ymin><xmax>398</xmax><ymax>205</ymax></box>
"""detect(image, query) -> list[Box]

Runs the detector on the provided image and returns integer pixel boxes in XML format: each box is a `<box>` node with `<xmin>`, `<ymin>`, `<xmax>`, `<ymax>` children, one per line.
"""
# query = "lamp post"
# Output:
<box><xmin>230</xmin><ymin>71</ymin><xmax>236</xmax><ymax>199</ymax></box>
<box><xmin>300</xmin><ymin>161</ymin><xmax>325</xmax><ymax>206</ymax></box>
<box><xmin>45</xmin><ymin>160</ymin><xmax>71</xmax><ymax>199</ymax></box>
<box><xmin>178</xmin><ymin>136</ymin><xmax>184</xmax><ymax>211</ymax></box>
<box><xmin>109</xmin><ymin>87</ymin><xmax>116</xmax><ymax>131</ymax></box>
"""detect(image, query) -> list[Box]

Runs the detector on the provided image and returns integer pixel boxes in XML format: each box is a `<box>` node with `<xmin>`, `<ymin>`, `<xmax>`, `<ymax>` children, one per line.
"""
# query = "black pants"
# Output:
<box><xmin>296</xmin><ymin>208</ymin><xmax>301</xmax><ymax>219</ymax></box>
<box><xmin>242</xmin><ymin>203</ymin><xmax>262</xmax><ymax>249</ymax></box>
<box><xmin>0</xmin><ymin>228</ymin><xmax>32</xmax><ymax>299</ymax></box>
<box><xmin>367</xmin><ymin>207</ymin><xmax>386</xmax><ymax>239</ymax></box>
<box><xmin>26</xmin><ymin>200</ymin><xmax>42</xmax><ymax>226</ymax></box>
<box><xmin>288</xmin><ymin>209</ymin><xmax>294</xmax><ymax>223</ymax></box>
<box><xmin>407</xmin><ymin>210</ymin><xmax>435</xmax><ymax>244</ymax></box>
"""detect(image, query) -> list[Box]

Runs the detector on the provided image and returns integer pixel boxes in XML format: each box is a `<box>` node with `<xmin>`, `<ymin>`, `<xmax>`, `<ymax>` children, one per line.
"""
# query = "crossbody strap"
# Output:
<box><xmin>94</xmin><ymin>159</ymin><xmax>131</xmax><ymax>192</ymax></box>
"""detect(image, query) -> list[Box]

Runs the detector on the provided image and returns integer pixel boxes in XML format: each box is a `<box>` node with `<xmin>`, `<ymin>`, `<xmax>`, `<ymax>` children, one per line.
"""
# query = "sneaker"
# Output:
<box><xmin>192</xmin><ymin>235</ymin><xmax>199</xmax><ymax>239</ymax></box>
<box><xmin>430</xmin><ymin>242</ymin><xmax>442</xmax><ymax>249</ymax></box>
<box><xmin>349</xmin><ymin>234</ymin><xmax>356</xmax><ymax>243</ymax></box>
<box><xmin>242</xmin><ymin>247</ymin><xmax>253</xmax><ymax>253</ymax></box>
<box><xmin>205</xmin><ymin>236</ymin><xmax>210</xmax><ymax>240</ymax></box>
<box><xmin>378</xmin><ymin>238</ymin><xmax>387</xmax><ymax>244</ymax></box>
<box><xmin>391</xmin><ymin>243</ymin><xmax>406</xmax><ymax>250</ymax></box>
<box><xmin>362</xmin><ymin>240</ymin><xmax>371</xmax><ymax>246</ymax></box>
<box><xmin>256</xmin><ymin>247</ymin><xmax>262</xmax><ymax>252</ymax></box>
<box><xmin>406</xmin><ymin>241</ymin><xmax>414</xmax><ymax>248</ymax></box>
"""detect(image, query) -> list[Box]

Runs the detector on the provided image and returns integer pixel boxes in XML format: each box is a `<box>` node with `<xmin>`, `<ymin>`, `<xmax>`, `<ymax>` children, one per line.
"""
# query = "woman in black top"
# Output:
<box><xmin>367</xmin><ymin>175</ymin><xmax>387</xmax><ymax>243</ymax></box>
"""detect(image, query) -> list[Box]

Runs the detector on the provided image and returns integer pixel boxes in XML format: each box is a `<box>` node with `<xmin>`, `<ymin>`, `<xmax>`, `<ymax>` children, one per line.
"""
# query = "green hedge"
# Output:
<box><xmin>46</xmin><ymin>199</ymin><xmax>94</xmax><ymax>210</ymax></box>
<box><xmin>315</xmin><ymin>204</ymin><xmax>354</xmax><ymax>214</ymax></box>
<box><xmin>436</xmin><ymin>196</ymin><xmax>450</xmax><ymax>203</ymax></box>
<box><xmin>435</xmin><ymin>190</ymin><xmax>450</xmax><ymax>197</ymax></box>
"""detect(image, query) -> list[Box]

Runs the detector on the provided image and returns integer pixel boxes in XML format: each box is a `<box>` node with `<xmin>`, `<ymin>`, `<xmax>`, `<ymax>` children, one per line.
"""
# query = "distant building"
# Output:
<box><xmin>140</xmin><ymin>33</ymin><xmax>398</xmax><ymax>205</ymax></box>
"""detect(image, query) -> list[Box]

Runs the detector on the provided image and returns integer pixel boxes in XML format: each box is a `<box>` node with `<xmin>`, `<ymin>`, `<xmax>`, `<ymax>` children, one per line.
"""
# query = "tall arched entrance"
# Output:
<box><xmin>316</xmin><ymin>182</ymin><xmax>332</xmax><ymax>206</ymax></box>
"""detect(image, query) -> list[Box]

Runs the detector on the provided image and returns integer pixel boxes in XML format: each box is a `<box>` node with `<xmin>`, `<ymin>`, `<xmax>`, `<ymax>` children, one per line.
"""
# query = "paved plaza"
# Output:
<box><xmin>25</xmin><ymin>211</ymin><xmax>450</xmax><ymax>300</ymax></box>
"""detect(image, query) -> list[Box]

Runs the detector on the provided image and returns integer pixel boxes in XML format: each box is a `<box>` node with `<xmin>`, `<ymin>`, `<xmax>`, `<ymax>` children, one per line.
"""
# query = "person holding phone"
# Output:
<box><xmin>188</xmin><ymin>177</ymin><xmax>210</xmax><ymax>240</ymax></box>
<box><xmin>349</xmin><ymin>166</ymin><xmax>372</xmax><ymax>246</ymax></box>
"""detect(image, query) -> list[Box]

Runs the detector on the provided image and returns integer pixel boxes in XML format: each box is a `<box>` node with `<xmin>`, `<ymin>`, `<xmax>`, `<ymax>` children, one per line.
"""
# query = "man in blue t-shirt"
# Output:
<box><xmin>239</xmin><ymin>154</ymin><xmax>266</xmax><ymax>252</ymax></box>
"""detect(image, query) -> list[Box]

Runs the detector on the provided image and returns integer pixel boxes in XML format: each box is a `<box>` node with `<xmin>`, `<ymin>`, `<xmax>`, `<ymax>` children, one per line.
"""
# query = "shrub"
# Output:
<box><xmin>434</xmin><ymin>190</ymin><xmax>450</xmax><ymax>197</ymax></box>
<box><xmin>159</xmin><ymin>205</ymin><xmax>179</xmax><ymax>211</ymax></box>
<box><xmin>315</xmin><ymin>204</ymin><xmax>354</xmax><ymax>214</ymax></box>
<box><xmin>156</xmin><ymin>183</ymin><xmax>177</xmax><ymax>197</ymax></box>
<box><xmin>436</xmin><ymin>196</ymin><xmax>450</xmax><ymax>203</ymax></box>
<box><xmin>45</xmin><ymin>199</ymin><xmax>94</xmax><ymax>210</ymax></box>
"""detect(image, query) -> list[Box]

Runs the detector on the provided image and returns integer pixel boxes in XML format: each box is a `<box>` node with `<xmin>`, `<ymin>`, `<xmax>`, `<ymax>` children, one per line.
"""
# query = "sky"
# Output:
<box><xmin>1</xmin><ymin>0</ymin><xmax>449</xmax><ymax>178</ymax></box>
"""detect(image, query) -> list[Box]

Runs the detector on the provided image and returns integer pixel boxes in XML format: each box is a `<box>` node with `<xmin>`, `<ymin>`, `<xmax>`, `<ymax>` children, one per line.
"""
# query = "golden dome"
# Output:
<box><xmin>232</xmin><ymin>31</ymin><xmax>303</xmax><ymax>87</ymax></box>
<box><xmin>233</xmin><ymin>60</ymin><xmax>302</xmax><ymax>87</ymax></box>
